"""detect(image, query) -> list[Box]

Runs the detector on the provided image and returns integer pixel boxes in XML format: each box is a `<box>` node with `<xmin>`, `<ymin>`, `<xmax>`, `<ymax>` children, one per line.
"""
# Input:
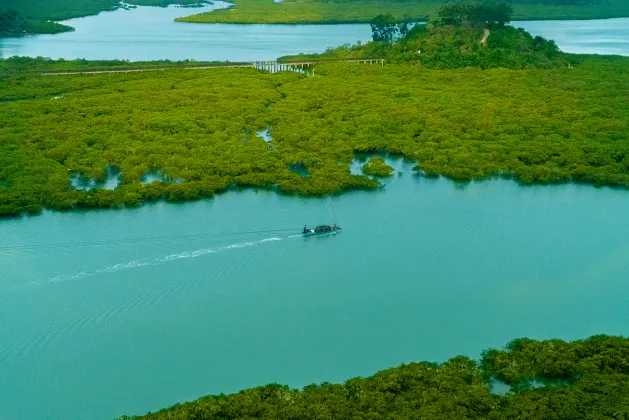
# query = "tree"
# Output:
<box><xmin>370</xmin><ymin>13</ymin><xmax>398</xmax><ymax>42</ymax></box>
<box><xmin>438</xmin><ymin>1</ymin><xmax>513</xmax><ymax>28</ymax></box>
<box><xmin>477</xmin><ymin>2</ymin><xmax>513</xmax><ymax>28</ymax></box>
<box><xmin>0</xmin><ymin>9</ymin><xmax>25</xmax><ymax>36</ymax></box>
<box><xmin>438</xmin><ymin>1</ymin><xmax>477</xmax><ymax>25</ymax></box>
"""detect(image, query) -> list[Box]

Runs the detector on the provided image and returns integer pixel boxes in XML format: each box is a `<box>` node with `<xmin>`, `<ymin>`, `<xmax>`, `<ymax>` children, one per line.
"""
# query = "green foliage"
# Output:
<box><xmin>362</xmin><ymin>156</ymin><xmax>394</xmax><ymax>177</ymax></box>
<box><xmin>370</xmin><ymin>13</ymin><xmax>397</xmax><ymax>42</ymax></box>
<box><xmin>438</xmin><ymin>1</ymin><xmax>513</xmax><ymax>28</ymax></box>
<box><xmin>177</xmin><ymin>0</ymin><xmax>629</xmax><ymax>25</ymax></box>
<box><xmin>118</xmin><ymin>335</ymin><xmax>629</xmax><ymax>419</ymax></box>
<box><xmin>370</xmin><ymin>13</ymin><xmax>414</xmax><ymax>42</ymax></box>
<box><xmin>1</xmin><ymin>55</ymin><xmax>629</xmax><ymax>216</ymax></box>
<box><xmin>0</xmin><ymin>9</ymin><xmax>72</xmax><ymax>37</ymax></box>
<box><xmin>482</xmin><ymin>335</ymin><xmax>629</xmax><ymax>384</ymax></box>
<box><xmin>412</xmin><ymin>25</ymin><xmax>565</xmax><ymax>69</ymax></box>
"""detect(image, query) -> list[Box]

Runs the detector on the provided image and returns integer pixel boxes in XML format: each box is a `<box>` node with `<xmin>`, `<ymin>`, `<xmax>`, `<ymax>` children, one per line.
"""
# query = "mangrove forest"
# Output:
<box><xmin>117</xmin><ymin>335</ymin><xmax>629</xmax><ymax>419</ymax></box>
<box><xmin>2</xmin><ymin>45</ymin><xmax>629</xmax><ymax>216</ymax></box>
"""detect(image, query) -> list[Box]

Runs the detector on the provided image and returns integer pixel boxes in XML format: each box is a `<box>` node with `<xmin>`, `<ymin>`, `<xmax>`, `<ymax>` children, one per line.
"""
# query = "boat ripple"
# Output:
<box><xmin>42</xmin><ymin>236</ymin><xmax>283</xmax><ymax>285</ymax></box>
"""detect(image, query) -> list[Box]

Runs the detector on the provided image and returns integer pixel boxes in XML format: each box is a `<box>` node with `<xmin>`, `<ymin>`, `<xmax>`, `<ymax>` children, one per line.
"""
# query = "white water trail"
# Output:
<box><xmin>43</xmin><ymin>236</ymin><xmax>283</xmax><ymax>285</ymax></box>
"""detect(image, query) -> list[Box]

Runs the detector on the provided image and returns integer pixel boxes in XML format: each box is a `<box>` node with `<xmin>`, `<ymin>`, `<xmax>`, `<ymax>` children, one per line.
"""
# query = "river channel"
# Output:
<box><xmin>2</xmin><ymin>159</ymin><xmax>629</xmax><ymax>419</ymax></box>
<box><xmin>0</xmin><ymin>3</ymin><xmax>628</xmax><ymax>60</ymax></box>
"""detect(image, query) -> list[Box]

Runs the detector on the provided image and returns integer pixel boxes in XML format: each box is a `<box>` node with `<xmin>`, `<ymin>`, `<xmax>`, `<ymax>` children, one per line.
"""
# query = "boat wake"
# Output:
<box><xmin>44</xmin><ymin>236</ymin><xmax>283</xmax><ymax>285</ymax></box>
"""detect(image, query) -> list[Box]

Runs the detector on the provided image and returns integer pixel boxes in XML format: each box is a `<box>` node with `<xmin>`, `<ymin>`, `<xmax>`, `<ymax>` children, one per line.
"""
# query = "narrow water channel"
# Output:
<box><xmin>2</xmin><ymin>163</ymin><xmax>629</xmax><ymax>419</ymax></box>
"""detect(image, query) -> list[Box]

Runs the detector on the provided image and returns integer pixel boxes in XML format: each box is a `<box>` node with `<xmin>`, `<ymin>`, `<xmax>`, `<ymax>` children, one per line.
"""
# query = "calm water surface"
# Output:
<box><xmin>514</xmin><ymin>18</ymin><xmax>629</xmax><ymax>56</ymax></box>
<box><xmin>2</xmin><ymin>162</ymin><xmax>629</xmax><ymax>419</ymax></box>
<box><xmin>0</xmin><ymin>3</ymin><xmax>372</xmax><ymax>61</ymax></box>
<box><xmin>0</xmin><ymin>3</ymin><xmax>627</xmax><ymax>60</ymax></box>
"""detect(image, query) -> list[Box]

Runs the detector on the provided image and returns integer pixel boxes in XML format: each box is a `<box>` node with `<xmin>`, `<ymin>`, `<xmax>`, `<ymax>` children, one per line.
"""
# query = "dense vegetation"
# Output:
<box><xmin>0</xmin><ymin>0</ymin><xmax>209</xmax><ymax>37</ymax></box>
<box><xmin>0</xmin><ymin>9</ymin><xmax>72</xmax><ymax>37</ymax></box>
<box><xmin>176</xmin><ymin>0</ymin><xmax>629</xmax><ymax>25</ymax></box>
<box><xmin>117</xmin><ymin>335</ymin><xmax>629</xmax><ymax>419</ymax></box>
<box><xmin>362</xmin><ymin>156</ymin><xmax>394</xmax><ymax>177</ymax></box>
<box><xmin>1</xmin><ymin>53</ymin><xmax>628</xmax><ymax>217</ymax></box>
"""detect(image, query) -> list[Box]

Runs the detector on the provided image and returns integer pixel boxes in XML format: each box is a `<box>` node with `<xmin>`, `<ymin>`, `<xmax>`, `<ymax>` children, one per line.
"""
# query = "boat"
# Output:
<box><xmin>302</xmin><ymin>224</ymin><xmax>341</xmax><ymax>236</ymax></box>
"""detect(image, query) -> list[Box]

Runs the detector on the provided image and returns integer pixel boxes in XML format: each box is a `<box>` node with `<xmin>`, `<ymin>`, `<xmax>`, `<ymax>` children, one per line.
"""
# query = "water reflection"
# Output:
<box><xmin>70</xmin><ymin>166</ymin><xmax>121</xmax><ymax>191</ymax></box>
<box><xmin>349</xmin><ymin>152</ymin><xmax>413</xmax><ymax>177</ymax></box>
<box><xmin>489</xmin><ymin>377</ymin><xmax>574</xmax><ymax>395</ymax></box>
<box><xmin>140</xmin><ymin>169</ymin><xmax>182</xmax><ymax>184</ymax></box>
<box><xmin>256</xmin><ymin>128</ymin><xmax>272</xmax><ymax>141</ymax></box>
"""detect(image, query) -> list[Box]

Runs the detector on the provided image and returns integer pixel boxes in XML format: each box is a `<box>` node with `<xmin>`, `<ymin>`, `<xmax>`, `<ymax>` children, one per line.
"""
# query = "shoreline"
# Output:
<box><xmin>4</xmin><ymin>1</ymin><xmax>629</xmax><ymax>38</ymax></box>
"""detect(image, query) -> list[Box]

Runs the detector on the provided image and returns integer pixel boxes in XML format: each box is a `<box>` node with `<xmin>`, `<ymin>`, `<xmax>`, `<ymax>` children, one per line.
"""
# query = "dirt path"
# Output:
<box><xmin>480</xmin><ymin>28</ymin><xmax>490</xmax><ymax>47</ymax></box>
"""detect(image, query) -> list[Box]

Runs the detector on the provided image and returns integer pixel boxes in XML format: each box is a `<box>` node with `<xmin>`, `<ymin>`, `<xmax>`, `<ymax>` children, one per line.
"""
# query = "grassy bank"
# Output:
<box><xmin>1</xmin><ymin>54</ymin><xmax>628</xmax><ymax>216</ymax></box>
<box><xmin>178</xmin><ymin>0</ymin><xmax>436</xmax><ymax>24</ymax></box>
<box><xmin>176</xmin><ymin>0</ymin><xmax>629</xmax><ymax>25</ymax></box>
<box><xmin>118</xmin><ymin>335</ymin><xmax>629</xmax><ymax>419</ymax></box>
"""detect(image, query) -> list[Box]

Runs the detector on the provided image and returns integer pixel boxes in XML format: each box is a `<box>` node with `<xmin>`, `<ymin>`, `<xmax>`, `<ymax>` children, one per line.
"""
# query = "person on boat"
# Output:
<box><xmin>303</xmin><ymin>225</ymin><xmax>309</xmax><ymax>234</ymax></box>
<box><xmin>333</xmin><ymin>223</ymin><xmax>337</xmax><ymax>230</ymax></box>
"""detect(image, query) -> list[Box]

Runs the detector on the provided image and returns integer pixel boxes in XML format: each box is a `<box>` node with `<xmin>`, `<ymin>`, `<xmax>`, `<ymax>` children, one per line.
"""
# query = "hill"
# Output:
<box><xmin>281</xmin><ymin>3</ymin><xmax>567</xmax><ymax>70</ymax></box>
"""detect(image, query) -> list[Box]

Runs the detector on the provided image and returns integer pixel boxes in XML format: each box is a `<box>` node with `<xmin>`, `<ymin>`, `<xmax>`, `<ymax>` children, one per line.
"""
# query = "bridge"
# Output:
<box><xmin>41</xmin><ymin>58</ymin><xmax>385</xmax><ymax>76</ymax></box>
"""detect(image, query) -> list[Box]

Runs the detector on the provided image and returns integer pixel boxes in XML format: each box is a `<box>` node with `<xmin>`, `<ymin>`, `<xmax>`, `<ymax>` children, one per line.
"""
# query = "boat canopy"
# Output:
<box><xmin>314</xmin><ymin>225</ymin><xmax>334</xmax><ymax>233</ymax></box>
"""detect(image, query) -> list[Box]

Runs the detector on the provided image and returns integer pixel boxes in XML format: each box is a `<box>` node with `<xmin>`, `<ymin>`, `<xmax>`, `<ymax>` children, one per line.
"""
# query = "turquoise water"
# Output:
<box><xmin>2</xmin><ymin>159</ymin><xmax>629</xmax><ymax>419</ymax></box>
<box><xmin>1</xmin><ymin>3</ymin><xmax>627</xmax><ymax>60</ymax></box>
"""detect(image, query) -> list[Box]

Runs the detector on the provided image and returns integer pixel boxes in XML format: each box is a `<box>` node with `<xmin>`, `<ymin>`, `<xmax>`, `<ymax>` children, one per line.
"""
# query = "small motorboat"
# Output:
<box><xmin>302</xmin><ymin>224</ymin><xmax>341</xmax><ymax>236</ymax></box>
